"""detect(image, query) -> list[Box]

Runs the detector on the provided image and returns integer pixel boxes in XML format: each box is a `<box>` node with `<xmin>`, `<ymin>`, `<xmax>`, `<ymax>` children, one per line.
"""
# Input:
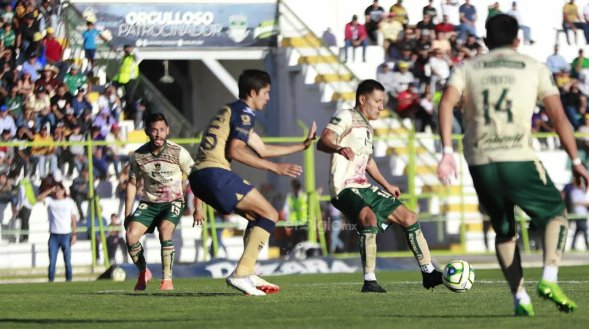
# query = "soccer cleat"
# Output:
<box><xmin>226</xmin><ymin>275</ymin><xmax>266</xmax><ymax>296</ymax></box>
<box><xmin>514</xmin><ymin>303</ymin><xmax>535</xmax><ymax>316</ymax></box>
<box><xmin>160</xmin><ymin>279</ymin><xmax>174</xmax><ymax>291</ymax></box>
<box><xmin>537</xmin><ymin>280</ymin><xmax>578</xmax><ymax>313</ymax></box>
<box><xmin>134</xmin><ymin>268</ymin><xmax>152</xmax><ymax>291</ymax></box>
<box><xmin>422</xmin><ymin>269</ymin><xmax>443</xmax><ymax>289</ymax></box>
<box><xmin>361</xmin><ymin>280</ymin><xmax>387</xmax><ymax>293</ymax></box>
<box><xmin>250</xmin><ymin>275</ymin><xmax>280</xmax><ymax>294</ymax></box>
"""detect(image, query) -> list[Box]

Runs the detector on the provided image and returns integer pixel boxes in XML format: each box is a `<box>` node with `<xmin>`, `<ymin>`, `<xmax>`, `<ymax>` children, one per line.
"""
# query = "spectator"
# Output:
<box><xmin>63</xmin><ymin>65</ymin><xmax>87</xmax><ymax>94</ymax></box>
<box><xmin>435</xmin><ymin>14</ymin><xmax>456</xmax><ymax>34</ymax></box>
<box><xmin>429</xmin><ymin>48</ymin><xmax>452</xmax><ymax>92</ymax></box>
<box><xmin>343</xmin><ymin>15</ymin><xmax>368</xmax><ymax>63</ymax></box>
<box><xmin>0</xmin><ymin>104</ymin><xmax>16</xmax><ymax>137</ymax></box>
<box><xmin>104</xmin><ymin>123</ymin><xmax>127</xmax><ymax>176</ymax></box>
<box><xmin>0</xmin><ymin>129</ymin><xmax>14</xmax><ymax>173</ymax></box>
<box><xmin>416</xmin><ymin>14</ymin><xmax>436</xmax><ymax>40</ymax></box>
<box><xmin>412</xmin><ymin>44</ymin><xmax>432</xmax><ymax>90</ymax></box>
<box><xmin>486</xmin><ymin>2</ymin><xmax>502</xmax><ymax>22</ymax></box>
<box><xmin>416</xmin><ymin>29</ymin><xmax>433</xmax><ymax>53</ymax></box>
<box><xmin>27</xmin><ymin>85</ymin><xmax>53</xmax><ymax>128</ymax></box>
<box><xmin>321</xmin><ymin>27</ymin><xmax>337</xmax><ymax>47</ymax></box>
<box><xmin>0</xmin><ymin>22</ymin><xmax>16</xmax><ymax>51</ymax></box>
<box><xmin>507</xmin><ymin>1</ymin><xmax>534</xmax><ymax>45</ymax></box>
<box><xmin>417</xmin><ymin>88</ymin><xmax>436</xmax><ymax>132</ymax></box>
<box><xmin>571</xmin><ymin>48</ymin><xmax>589</xmax><ymax>79</ymax></box>
<box><xmin>82</xmin><ymin>21</ymin><xmax>99</xmax><ymax>71</ymax></box>
<box><xmin>16</xmin><ymin>70</ymin><xmax>34</xmax><ymax>97</ymax></box>
<box><xmin>35</xmin><ymin>64</ymin><xmax>59</xmax><ymax>96</ymax></box>
<box><xmin>100</xmin><ymin>84</ymin><xmax>122</xmax><ymax>122</ymax></box>
<box><xmin>282</xmin><ymin>179</ymin><xmax>309</xmax><ymax>253</ymax></box>
<box><xmin>23</xmin><ymin>31</ymin><xmax>43</xmax><ymax>63</ymax></box>
<box><xmin>70</xmin><ymin>166</ymin><xmax>89</xmax><ymax>222</ymax></box>
<box><xmin>396</xmin><ymin>82</ymin><xmax>420</xmax><ymax>119</ymax></box>
<box><xmin>11</xmin><ymin>125</ymin><xmax>34</xmax><ymax>178</ymax></box>
<box><xmin>563</xmin><ymin>179</ymin><xmax>589</xmax><ymax>250</ymax></box>
<box><xmin>390</xmin><ymin>61</ymin><xmax>415</xmax><ymax>108</ymax></box>
<box><xmin>112</xmin><ymin>44</ymin><xmax>140</xmax><ymax>115</ymax></box>
<box><xmin>21</xmin><ymin>54</ymin><xmax>41</xmax><ymax>81</ymax></box>
<box><xmin>364</xmin><ymin>0</ymin><xmax>385</xmax><ymax>45</ymax></box>
<box><xmin>30</xmin><ymin>125</ymin><xmax>57</xmax><ymax>179</ymax></box>
<box><xmin>394</xmin><ymin>27</ymin><xmax>417</xmax><ymax>60</ymax></box>
<box><xmin>376</xmin><ymin>62</ymin><xmax>395</xmax><ymax>108</ymax></box>
<box><xmin>50</xmin><ymin>83</ymin><xmax>72</xmax><ymax>117</ymax></box>
<box><xmin>78</xmin><ymin>108</ymin><xmax>93</xmax><ymax>135</ymax></box>
<box><xmin>562</xmin><ymin>80</ymin><xmax>586</xmax><ymax>130</ymax></box>
<box><xmin>423</xmin><ymin>0</ymin><xmax>438</xmax><ymax>23</ymax></box>
<box><xmin>65</xmin><ymin>124</ymin><xmax>87</xmax><ymax>177</ymax></box>
<box><xmin>441</xmin><ymin>0</ymin><xmax>460</xmax><ymax>26</ymax></box>
<box><xmin>93</xmin><ymin>107</ymin><xmax>114</xmax><ymax>138</ymax></box>
<box><xmin>379</xmin><ymin>13</ymin><xmax>403</xmax><ymax>60</ymax></box>
<box><xmin>70</xmin><ymin>87</ymin><xmax>92</xmax><ymax>117</ymax></box>
<box><xmin>5</xmin><ymin>86</ymin><xmax>23</xmax><ymax>120</ymax></box>
<box><xmin>458</xmin><ymin>0</ymin><xmax>477</xmax><ymax>41</ymax></box>
<box><xmin>432</xmin><ymin>31</ymin><xmax>452</xmax><ymax>57</ymax></box>
<box><xmin>106</xmin><ymin>213</ymin><xmax>128</xmax><ymax>264</ymax></box>
<box><xmin>562</xmin><ymin>0</ymin><xmax>585</xmax><ymax>45</ymax></box>
<box><xmin>463</xmin><ymin>33</ymin><xmax>482</xmax><ymax>56</ymax></box>
<box><xmin>546</xmin><ymin>44</ymin><xmax>570</xmax><ymax>75</ymax></box>
<box><xmin>16</xmin><ymin>13</ymin><xmax>38</xmax><ymax>59</ymax></box>
<box><xmin>389</xmin><ymin>0</ymin><xmax>408</xmax><ymax>27</ymax></box>
<box><xmin>37</xmin><ymin>183</ymin><xmax>77</xmax><ymax>282</ymax></box>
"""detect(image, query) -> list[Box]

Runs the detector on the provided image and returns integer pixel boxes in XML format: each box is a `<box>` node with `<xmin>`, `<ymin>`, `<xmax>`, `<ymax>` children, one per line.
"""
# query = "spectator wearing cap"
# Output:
<box><xmin>43</xmin><ymin>27</ymin><xmax>63</xmax><ymax>66</ymax></box>
<box><xmin>379</xmin><ymin>12</ymin><xmax>403</xmax><ymax>60</ymax></box>
<box><xmin>343</xmin><ymin>14</ymin><xmax>368</xmax><ymax>63</ymax></box>
<box><xmin>63</xmin><ymin>64</ymin><xmax>87</xmax><ymax>94</ymax></box>
<box><xmin>390</xmin><ymin>61</ymin><xmax>415</xmax><ymax>109</ymax></box>
<box><xmin>395</xmin><ymin>43</ymin><xmax>414</xmax><ymax>68</ymax></box>
<box><xmin>23</xmin><ymin>31</ymin><xmax>44</xmax><ymax>62</ymax></box>
<box><xmin>5</xmin><ymin>85</ymin><xmax>23</xmax><ymax>119</ymax></box>
<box><xmin>30</xmin><ymin>125</ymin><xmax>57</xmax><ymax>179</ymax></box>
<box><xmin>412</xmin><ymin>44</ymin><xmax>432</xmax><ymax>90</ymax></box>
<box><xmin>26</xmin><ymin>85</ymin><xmax>53</xmax><ymax>128</ymax></box>
<box><xmin>21</xmin><ymin>54</ymin><xmax>41</xmax><ymax>81</ymax></box>
<box><xmin>82</xmin><ymin>21</ymin><xmax>99</xmax><ymax>70</ymax></box>
<box><xmin>70</xmin><ymin>87</ymin><xmax>91</xmax><ymax>118</ymax></box>
<box><xmin>0</xmin><ymin>22</ymin><xmax>16</xmax><ymax>50</ymax></box>
<box><xmin>0</xmin><ymin>104</ymin><xmax>16</xmax><ymax>137</ymax></box>
<box><xmin>416</xmin><ymin>29</ymin><xmax>432</xmax><ymax>53</ymax></box>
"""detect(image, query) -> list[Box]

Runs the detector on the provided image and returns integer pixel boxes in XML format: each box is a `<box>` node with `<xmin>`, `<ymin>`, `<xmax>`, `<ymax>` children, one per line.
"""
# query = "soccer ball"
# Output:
<box><xmin>442</xmin><ymin>260</ymin><xmax>475</xmax><ymax>293</ymax></box>
<box><xmin>111</xmin><ymin>267</ymin><xmax>127</xmax><ymax>282</ymax></box>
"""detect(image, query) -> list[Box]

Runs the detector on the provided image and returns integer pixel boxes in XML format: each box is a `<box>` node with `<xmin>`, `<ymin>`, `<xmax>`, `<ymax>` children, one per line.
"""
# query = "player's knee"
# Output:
<box><xmin>358</xmin><ymin>207</ymin><xmax>377</xmax><ymax>227</ymax></box>
<box><xmin>259</xmin><ymin>207</ymin><xmax>279</xmax><ymax>222</ymax></box>
<box><xmin>390</xmin><ymin>206</ymin><xmax>417</xmax><ymax>228</ymax></box>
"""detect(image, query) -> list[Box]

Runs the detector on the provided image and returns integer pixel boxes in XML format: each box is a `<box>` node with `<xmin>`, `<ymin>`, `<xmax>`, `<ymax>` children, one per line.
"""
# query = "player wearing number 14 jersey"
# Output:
<box><xmin>125</xmin><ymin>113</ymin><xmax>200</xmax><ymax>292</ymax></box>
<box><xmin>438</xmin><ymin>14</ymin><xmax>589</xmax><ymax>315</ymax></box>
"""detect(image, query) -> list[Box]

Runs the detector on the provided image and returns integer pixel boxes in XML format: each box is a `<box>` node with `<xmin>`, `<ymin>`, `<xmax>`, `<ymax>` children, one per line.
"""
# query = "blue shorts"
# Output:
<box><xmin>84</xmin><ymin>48</ymin><xmax>96</xmax><ymax>60</ymax></box>
<box><xmin>189</xmin><ymin>167</ymin><xmax>254</xmax><ymax>214</ymax></box>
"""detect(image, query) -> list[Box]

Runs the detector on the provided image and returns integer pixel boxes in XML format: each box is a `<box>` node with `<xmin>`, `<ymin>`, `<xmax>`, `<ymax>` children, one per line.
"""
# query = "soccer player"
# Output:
<box><xmin>437</xmin><ymin>14</ymin><xmax>589</xmax><ymax>316</ymax></box>
<box><xmin>188</xmin><ymin>69</ymin><xmax>316</xmax><ymax>296</ymax></box>
<box><xmin>316</xmin><ymin>79</ymin><xmax>443</xmax><ymax>293</ymax></box>
<box><xmin>125</xmin><ymin>113</ymin><xmax>203</xmax><ymax>291</ymax></box>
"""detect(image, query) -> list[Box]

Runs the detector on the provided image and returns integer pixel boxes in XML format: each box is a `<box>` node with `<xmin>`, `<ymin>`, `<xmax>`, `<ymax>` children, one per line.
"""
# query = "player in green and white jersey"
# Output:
<box><xmin>438</xmin><ymin>14</ymin><xmax>589</xmax><ymax>316</ymax></box>
<box><xmin>317</xmin><ymin>79</ymin><xmax>443</xmax><ymax>293</ymax></box>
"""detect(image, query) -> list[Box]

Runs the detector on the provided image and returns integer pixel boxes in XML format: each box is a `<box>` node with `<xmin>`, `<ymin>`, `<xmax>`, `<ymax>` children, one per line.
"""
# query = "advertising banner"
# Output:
<box><xmin>71</xmin><ymin>2</ymin><xmax>278</xmax><ymax>48</ymax></box>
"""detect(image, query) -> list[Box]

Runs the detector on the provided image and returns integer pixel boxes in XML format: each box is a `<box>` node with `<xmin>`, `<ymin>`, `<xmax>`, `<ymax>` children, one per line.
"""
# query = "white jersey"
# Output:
<box><xmin>325</xmin><ymin>108</ymin><xmax>373</xmax><ymax>198</ymax></box>
<box><xmin>447</xmin><ymin>47</ymin><xmax>559</xmax><ymax>166</ymax></box>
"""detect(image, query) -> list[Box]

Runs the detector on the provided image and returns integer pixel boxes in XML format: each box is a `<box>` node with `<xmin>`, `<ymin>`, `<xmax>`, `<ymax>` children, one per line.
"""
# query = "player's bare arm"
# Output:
<box><xmin>437</xmin><ymin>85</ymin><xmax>460</xmax><ymax>185</ymax></box>
<box><xmin>229</xmin><ymin>138</ymin><xmax>302</xmax><ymax>178</ymax></box>
<box><xmin>125</xmin><ymin>176</ymin><xmax>138</xmax><ymax>220</ymax></box>
<box><xmin>317</xmin><ymin>127</ymin><xmax>355</xmax><ymax>160</ymax></box>
<box><xmin>366</xmin><ymin>158</ymin><xmax>400</xmax><ymax>197</ymax></box>
<box><xmin>543</xmin><ymin>94</ymin><xmax>589</xmax><ymax>188</ymax></box>
<box><xmin>247</xmin><ymin>122</ymin><xmax>317</xmax><ymax>158</ymax></box>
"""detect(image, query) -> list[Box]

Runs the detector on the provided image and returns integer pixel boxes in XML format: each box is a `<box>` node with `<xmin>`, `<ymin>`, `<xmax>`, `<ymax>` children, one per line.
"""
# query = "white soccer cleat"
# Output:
<box><xmin>250</xmin><ymin>274</ymin><xmax>280</xmax><ymax>294</ymax></box>
<box><xmin>226</xmin><ymin>275</ymin><xmax>266</xmax><ymax>296</ymax></box>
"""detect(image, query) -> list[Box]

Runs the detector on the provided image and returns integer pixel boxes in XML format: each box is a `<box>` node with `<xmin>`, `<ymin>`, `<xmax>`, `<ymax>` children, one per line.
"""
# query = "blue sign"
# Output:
<box><xmin>71</xmin><ymin>2</ymin><xmax>279</xmax><ymax>48</ymax></box>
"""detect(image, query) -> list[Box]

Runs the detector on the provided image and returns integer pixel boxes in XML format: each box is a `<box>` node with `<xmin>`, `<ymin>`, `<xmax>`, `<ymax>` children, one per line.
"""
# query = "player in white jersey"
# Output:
<box><xmin>438</xmin><ymin>14</ymin><xmax>589</xmax><ymax>315</ymax></box>
<box><xmin>125</xmin><ymin>113</ymin><xmax>203</xmax><ymax>292</ymax></box>
<box><xmin>317</xmin><ymin>79</ymin><xmax>443</xmax><ymax>293</ymax></box>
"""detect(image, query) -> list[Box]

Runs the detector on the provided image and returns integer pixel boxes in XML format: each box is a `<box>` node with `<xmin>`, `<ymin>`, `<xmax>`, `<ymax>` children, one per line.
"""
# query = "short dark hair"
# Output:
<box><xmin>145</xmin><ymin>112</ymin><xmax>168</xmax><ymax>129</ymax></box>
<box><xmin>238</xmin><ymin>69</ymin><xmax>271</xmax><ymax>99</ymax></box>
<box><xmin>485</xmin><ymin>14</ymin><xmax>518</xmax><ymax>50</ymax></box>
<box><xmin>355</xmin><ymin>79</ymin><xmax>385</xmax><ymax>107</ymax></box>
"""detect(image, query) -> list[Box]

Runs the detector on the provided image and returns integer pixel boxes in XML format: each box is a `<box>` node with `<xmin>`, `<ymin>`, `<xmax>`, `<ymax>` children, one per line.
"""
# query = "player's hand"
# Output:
<box><xmin>384</xmin><ymin>184</ymin><xmax>401</xmax><ymax>198</ymax></box>
<box><xmin>303</xmin><ymin>122</ymin><xmax>317</xmax><ymax>149</ymax></box>
<box><xmin>437</xmin><ymin>153</ymin><xmax>457</xmax><ymax>186</ymax></box>
<box><xmin>336</xmin><ymin>146</ymin><xmax>355</xmax><ymax>160</ymax></box>
<box><xmin>192</xmin><ymin>208</ymin><xmax>205</xmax><ymax>227</ymax></box>
<box><xmin>572</xmin><ymin>161</ymin><xmax>589</xmax><ymax>191</ymax></box>
<box><xmin>273</xmin><ymin>163</ymin><xmax>303</xmax><ymax>177</ymax></box>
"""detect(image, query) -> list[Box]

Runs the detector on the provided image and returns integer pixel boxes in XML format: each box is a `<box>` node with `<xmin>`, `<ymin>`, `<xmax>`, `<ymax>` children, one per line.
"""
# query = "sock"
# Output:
<box><xmin>543</xmin><ymin>215</ymin><xmax>568</xmax><ymax>272</ymax></box>
<box><xmin>421</xmin><ymin>263</ymin><xmax>435</xmax><ymax>273</ymax></box>
<box><xmin>495</xmin><ymin>237</ymin><xmax>524</xmax><ymax>294</ymax></box>
<box><xmin>127</xmin><ymin>241</ymin><xmax>146</xmax><ymax>272</ymax></box>
<box><xmin>234</xmin><ymin>217</ymin><xmax>275</xmax><ymax>277</ymax></box>
<box><xmin>359</xmin><ymin>231</ymin><xmax>377</xmax><ymax>281</ymax></box>
<box><xmin>161</xmin><ymin>240</ymin><xmax>175</xmax><ymax>280</ymax></box>
<box><xmin>404</xmin><ymin>223</ymin><xmax>433</xmax><ymax>267</ymax></box>
<box><xmin>243</xmin><ymin>219</ymin><xmax>256</xmax><ymax>246</ymax></box>
<box><xmin>515</xmin><ymin>289</ymin><xmax>531</xmax><ymax>305</ymax></box>
<box><xmin>542</xmin><ymin>265</ymin><xmax>558</xmax><ymax>283</ymax></box>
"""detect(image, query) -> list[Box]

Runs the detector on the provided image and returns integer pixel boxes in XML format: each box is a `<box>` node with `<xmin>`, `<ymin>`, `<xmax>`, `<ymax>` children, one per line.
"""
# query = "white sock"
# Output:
<box><xmin>542</xmin><ymin>265</ymin><xmax>558</xmax><ymax>283</ymax></box>
<box><xmin>420</xmin><ymin>264</ymin><xmax>435</xmax><ymax>273</ymax></box>
<box><xmin>515</xmin><ymin>289</ymin><xmax>531</xmax><ymax>305</ymax></box>
<box><xmin>364</xmin><ymin>272</ymin><xmax>377</xmax><ymax>281</ymax></box>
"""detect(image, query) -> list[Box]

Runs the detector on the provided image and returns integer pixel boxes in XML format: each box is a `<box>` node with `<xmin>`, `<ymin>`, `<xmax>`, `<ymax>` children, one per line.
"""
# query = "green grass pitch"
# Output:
<box><xmin>0</xmin><ymin>265</ymin><xmax>587</xmax><ymax>329</ymax></box>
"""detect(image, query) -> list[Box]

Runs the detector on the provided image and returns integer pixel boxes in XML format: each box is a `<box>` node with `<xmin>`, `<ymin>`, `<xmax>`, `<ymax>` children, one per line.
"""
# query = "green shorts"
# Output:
<box><xmin>126</xmin><ymin>200</ymin><xmax>185</xmax><ymax>234</ymax></box>
<box><xmin>331</xmin><ymin>186</ymin><xmax>403</xmax><ymax>233</ymax></box>
<box><xmin>468</xmin><ymin>161</ymin><xmax>565</xmax><ymax>238</ymax></box>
